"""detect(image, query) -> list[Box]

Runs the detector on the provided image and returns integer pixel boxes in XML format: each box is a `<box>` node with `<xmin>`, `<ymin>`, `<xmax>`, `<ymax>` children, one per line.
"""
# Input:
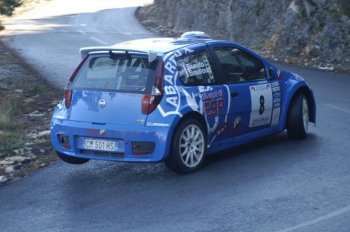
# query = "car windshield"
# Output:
<box><xmin>72</xmin><ymin>53</ymin><xmax>158</xmax><ymax>93</ymax></box>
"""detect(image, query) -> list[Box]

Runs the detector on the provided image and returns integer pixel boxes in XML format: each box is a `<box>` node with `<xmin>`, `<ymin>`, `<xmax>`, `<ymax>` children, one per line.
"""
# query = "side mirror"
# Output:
<box><xmin>267</xmin><ymin>67</ymin><xmax>275</xmax><ymax>80</ymax></box>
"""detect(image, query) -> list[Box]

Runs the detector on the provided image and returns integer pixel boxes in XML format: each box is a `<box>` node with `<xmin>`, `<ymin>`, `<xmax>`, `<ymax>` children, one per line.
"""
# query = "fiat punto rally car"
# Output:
<box><xmin>50</xmin><ymin>31</ymin><xmax>316</xmax><ymax>173</ymax></box>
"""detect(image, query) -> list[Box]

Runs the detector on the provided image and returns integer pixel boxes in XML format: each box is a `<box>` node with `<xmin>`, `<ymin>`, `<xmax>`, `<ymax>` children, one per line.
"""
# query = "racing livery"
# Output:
<box><xmin>50</xmin><ymin>31</ymin><xmax>316</xmax><ymax>173</ymax></box>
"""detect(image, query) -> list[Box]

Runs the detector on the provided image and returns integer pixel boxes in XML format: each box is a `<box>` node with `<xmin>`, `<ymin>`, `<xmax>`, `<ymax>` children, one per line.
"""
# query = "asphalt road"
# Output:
<box><xmin>1</xmin><ymin>1</ymin><xmax>350</xmax><ymax>232</ymax></box>
<box><xmin>1</xmin><ymin>0</ymin><xmax>153</xmax><ymax>88</ymax></box>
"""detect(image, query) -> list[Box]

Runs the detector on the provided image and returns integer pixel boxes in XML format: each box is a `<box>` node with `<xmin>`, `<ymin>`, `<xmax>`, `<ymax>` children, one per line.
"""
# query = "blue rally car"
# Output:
<box><xmin>50</xmin><ymin>31</ymin><xmax>316</xmax><ymax>173</ymax></box>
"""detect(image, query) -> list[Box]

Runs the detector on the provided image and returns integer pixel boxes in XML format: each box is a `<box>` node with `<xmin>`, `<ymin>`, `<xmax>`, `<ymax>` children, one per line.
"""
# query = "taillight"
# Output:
<box><xmin>142</xmin><ymin>93</ymin><xmax>162</xmax><ymax>114</ymax></box>
<box><xmin>64</xmin><ymin>56</ymin><xmax>88</xmax><ymax>109</ymax></box>
<box><xmin>142</xmin><ymin>58</ymin><xmax>164</xmax><ymax>115</ymax></box>
<box><xmin>64</xmin><ymin>83</ymin><xmax>72</xmax><ymax>109</ymax></box>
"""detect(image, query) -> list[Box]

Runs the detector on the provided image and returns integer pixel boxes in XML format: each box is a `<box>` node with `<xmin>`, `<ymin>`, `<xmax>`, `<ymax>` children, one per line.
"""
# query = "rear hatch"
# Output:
<box><xmin>67</xmin><ymin>52</ymin><xmax>159</xmax><ymax>125</ymax></box>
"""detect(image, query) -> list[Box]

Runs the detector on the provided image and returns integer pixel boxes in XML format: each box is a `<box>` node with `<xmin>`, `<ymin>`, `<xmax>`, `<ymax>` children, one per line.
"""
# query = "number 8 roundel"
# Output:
<box><xmin>259</xmin><ymin>95</ymin><xmax>265</xmax><ymax>115</ymax></box>
<box><xmin>249</xmin><ymin>84</ymin><xmax>273</xmax><ymax>128</ymax></box>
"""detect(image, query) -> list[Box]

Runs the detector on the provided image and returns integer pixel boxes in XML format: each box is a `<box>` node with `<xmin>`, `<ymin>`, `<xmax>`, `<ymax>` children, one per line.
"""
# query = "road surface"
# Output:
<box><xmin>1</xmin><ymin>1</ymin><xmax>350</xmax><ymax>232</ymax></box>
<box><xmin>1</xmin><ymin>0</ymin><xmax>153</xmax><ymax>88</ymax></box>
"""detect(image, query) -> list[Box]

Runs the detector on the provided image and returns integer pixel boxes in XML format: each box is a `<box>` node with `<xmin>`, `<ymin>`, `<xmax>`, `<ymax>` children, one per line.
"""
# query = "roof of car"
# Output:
<box><xmin>111</xmin><ymin>37</ymin><xmax>207</xmax><ymax>53</ymax></box>
<box><xmin>79</xmin><ymin>32</ymin><xmax>236</xmax><ymax>61</ymax></box>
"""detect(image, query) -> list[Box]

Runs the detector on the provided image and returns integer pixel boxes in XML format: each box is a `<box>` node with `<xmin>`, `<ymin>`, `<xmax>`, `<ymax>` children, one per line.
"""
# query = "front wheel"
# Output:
<box><xmin>56</xmin><ymin>152</ymin><xmax>90</xmax><ymax>164</ymax></box>
<box><xmin>287</xmin><ymin>94</ymin><xmax>309</xmax><ymax>139</ymax></box>
<box><xmin>165</xmin><ymin>119</ymin><xmax>206</xmax><ymax>174</ymax></box>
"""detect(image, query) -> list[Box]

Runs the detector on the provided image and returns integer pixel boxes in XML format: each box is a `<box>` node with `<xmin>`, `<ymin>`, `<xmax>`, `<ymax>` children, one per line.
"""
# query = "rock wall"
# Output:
<box><xmin>137</xmin><ymin>0</ymin><xmax>350</xmax><ymax>71</ymax></box>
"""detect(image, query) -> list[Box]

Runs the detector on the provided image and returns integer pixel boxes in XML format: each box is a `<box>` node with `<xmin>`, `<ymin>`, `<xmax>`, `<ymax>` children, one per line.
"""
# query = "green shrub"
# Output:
<box><xmin>0</xmin><ymin>0</ymin><xmax>21</xmax><ymax>16</ymax></box>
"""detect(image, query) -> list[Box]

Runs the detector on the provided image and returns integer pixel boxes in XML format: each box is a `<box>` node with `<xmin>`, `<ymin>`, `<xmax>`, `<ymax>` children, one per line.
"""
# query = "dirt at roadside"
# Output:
<box><xmin>0</xmin><ymin>40</ymin><xmax>61</xmax><ymax>185</ymax></box>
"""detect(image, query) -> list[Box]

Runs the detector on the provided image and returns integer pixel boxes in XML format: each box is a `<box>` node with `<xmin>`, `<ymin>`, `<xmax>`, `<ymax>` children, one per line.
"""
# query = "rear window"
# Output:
<box><xmin>72</xmin><ymin>53</ymin><xmax>158</xmax><ymax>93</ymax></box>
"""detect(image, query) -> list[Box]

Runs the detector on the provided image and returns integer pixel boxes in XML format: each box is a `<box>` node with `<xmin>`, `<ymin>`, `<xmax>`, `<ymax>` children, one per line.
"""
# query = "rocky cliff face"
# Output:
<box><xmin>137</xmin><ymin>0</ymin><xmax>350</xmax><ymax>72</ymax></box>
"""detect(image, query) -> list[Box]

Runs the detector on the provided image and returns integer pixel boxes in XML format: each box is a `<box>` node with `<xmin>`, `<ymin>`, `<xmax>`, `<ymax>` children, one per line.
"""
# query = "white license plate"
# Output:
<box><xmin>84</xmin><ymin>139</ymin><xmax>116</xmax><ymax>152</ymax></box>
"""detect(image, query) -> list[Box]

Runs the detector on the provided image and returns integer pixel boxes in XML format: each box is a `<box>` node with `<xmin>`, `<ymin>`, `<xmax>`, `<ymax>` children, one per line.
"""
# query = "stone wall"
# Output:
<box><xmin>137</xmin><ymin>0</ymin><xmax>350</xmax><ymax>71</ymax></box>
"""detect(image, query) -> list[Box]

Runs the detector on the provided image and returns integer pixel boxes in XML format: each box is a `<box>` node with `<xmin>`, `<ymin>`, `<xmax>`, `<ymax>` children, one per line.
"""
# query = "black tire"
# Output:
<box><xmin>165</xmin><ymin>119</ymin><xmax>206</xmax><ymax>174</ymax></box>
<box><xmin>287</xmin><ymin>94</ymin><xmax>309</xmax><ymax>140</ymax></box>
<box><xmin>56</xmin><ymin>152</ymin><xmax>89</xmax><ymax>164</ymax></box>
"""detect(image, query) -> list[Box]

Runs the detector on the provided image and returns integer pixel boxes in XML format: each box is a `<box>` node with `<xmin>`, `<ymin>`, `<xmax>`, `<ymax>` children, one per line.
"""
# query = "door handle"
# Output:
<box><xmin>230</xmin><ymin>91</ymin><xmax>239</xmax><ymax>97</ymax></box>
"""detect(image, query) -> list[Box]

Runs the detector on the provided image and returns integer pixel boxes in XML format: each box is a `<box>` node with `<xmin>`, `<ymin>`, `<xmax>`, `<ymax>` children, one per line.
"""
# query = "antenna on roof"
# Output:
<box><xmin>180</xmin><ymin>31</ymin><xmax>211</xmax><ymax>39</ymax></box>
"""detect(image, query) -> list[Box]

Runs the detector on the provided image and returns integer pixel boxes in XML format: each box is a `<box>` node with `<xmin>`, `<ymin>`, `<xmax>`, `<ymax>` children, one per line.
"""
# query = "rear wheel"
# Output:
<box><xmin>165</xmin><ymin>119</ymin><xmax>206</xmax><ymax>174</ymax></box>
<box><xmin>287</xmin><ymin>94</ymin><xmax>309</xmax><ymax>139</ymax></box>
<box><xmin>56</xmin><ymin>152</ymin><xmax>89</xmax><ymax>164</ymax></box>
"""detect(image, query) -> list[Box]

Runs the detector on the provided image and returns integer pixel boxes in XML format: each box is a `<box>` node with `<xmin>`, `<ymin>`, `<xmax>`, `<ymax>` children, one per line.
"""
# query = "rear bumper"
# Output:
<box><xmin>50</xmin><ymin>119</ymin><xmax>173</xmax><ymax>162</ymax></box>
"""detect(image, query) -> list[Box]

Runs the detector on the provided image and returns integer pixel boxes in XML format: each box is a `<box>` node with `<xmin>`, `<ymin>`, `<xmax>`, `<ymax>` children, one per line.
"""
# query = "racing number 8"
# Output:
<box><xmin>259</xmin><ymin>95</ymin><xmax>265</xmax><ymax>115</ymax></box>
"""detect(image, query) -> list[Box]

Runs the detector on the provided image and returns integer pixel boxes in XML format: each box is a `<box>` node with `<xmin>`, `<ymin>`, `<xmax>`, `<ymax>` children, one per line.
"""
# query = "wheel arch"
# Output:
<box><xmin>165</xmin><ymin>111</ymin><xmax>208</xmax><ymax>158</ymax></box>
<box><xmin>284</xmin><ymin>86</ymin><xmax>316</xmax><ymax>129</ymax></box>
<box><xmin>174</xmin><ymin>112</ymin><xmax>208</xmax><ymax>137</ymax></box>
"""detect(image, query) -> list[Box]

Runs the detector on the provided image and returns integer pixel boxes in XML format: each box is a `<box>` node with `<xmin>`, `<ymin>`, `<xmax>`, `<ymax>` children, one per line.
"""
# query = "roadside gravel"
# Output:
<box><xmin>0</xmin><ymin>40</ymin><xmax>60</xmax><ymax>185</ymax></box>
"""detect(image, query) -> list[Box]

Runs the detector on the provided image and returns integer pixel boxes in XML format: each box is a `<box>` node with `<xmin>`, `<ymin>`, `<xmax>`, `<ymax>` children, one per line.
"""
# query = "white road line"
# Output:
<box><xmin>275</xmin><ymin>205</ymin><xmax>350</xmax><ymax>232</ymax></box>
<box><xmin>78</xmin><ymin>29</ymin><xmax>86</xmax><ymax>35</ymax></box>
<box><xmin>326</xmin><ymin>104</ymin><xmax>350</xmax><ymax>114</ymax></box>
<box><xmin>89</xmin><ymin>36</ymin><xmax>109</xmax><ymax>45</ymax></box>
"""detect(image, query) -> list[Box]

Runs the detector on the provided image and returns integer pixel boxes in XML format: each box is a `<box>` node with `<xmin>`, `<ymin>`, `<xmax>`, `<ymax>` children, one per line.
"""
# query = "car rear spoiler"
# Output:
<box><xmin>79</xmin><ymin>47</ymin><xmax>163</xmax><ymax>62</ymax></box>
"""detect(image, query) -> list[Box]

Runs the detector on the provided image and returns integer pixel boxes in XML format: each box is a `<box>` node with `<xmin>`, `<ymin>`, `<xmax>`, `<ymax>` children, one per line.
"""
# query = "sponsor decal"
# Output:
<box><xmin>271</xmin><ymin>107</ymin><xmax>281</xmax><ymax>127</ymax></box>
<box><xmin>207</xmin><ymin>85</ymin><xmax>231</xmax><ymax>146</ymax></box>
<box><xmin>233</xmin><ymin>116</ymin><xmax>242</xmax><ymax>131</ymax></box>
<box><xmin>272</xmin><ymin>81</ymin><xmax>279</xmax><ymax>87</ymax></box>
<box><xmin>201</xmin><ymin>89</ymin><xmax>223</xmax><ymax>100</ymax></box>
<box><xmin>270</xmin><ymin>81</ymin><xmax>281</xmax><ymax>126</ymax></box>
<box><xmin>183</xmin><ymin>84</ymin><xmax>230</xmax><ymax>146</ymax></box>
<box><xmin>157</xmin><ymin>48</ymin><xmax>194</xmax><ymax>117</ymax></box>
<box><xmin>273</xmin><ymin>92</ymin><xmax>281</xmax><ymax>98</ymax></box>
<box><xmin>273</xmin><ymin>98</ymin><xmax>281</xmax><ymax>103</ymax></box>
<box><xmin>202</xmin><ymin>89</ymin><xmax>224</xmax><ymax>116</ymax></box>
<box><xmin>204</xmin><ymin>98</ymin><xmax>224</xmax><ymax>116</ymax></box>
<box><xmin>183</xmin><ymin>62</ymin><xmax>212</xmax><ymax>77</ymax></box>
<box><xmin>273</xmin><ymin>86</ymin><xmax>280</xmax><ymax>92</ymax></box>
<box><xmin>136</xmin><ymin>119</ymin><xmax>145</xmax><ymax>124</ymax></box>
<box><xmin>157</xmin><ymin>47</ymin><xmax>231</xmax><ymax>147</ymax></box>
<box><xmin>273</xmin><ymin>102</ymin><xmax>281</xmax><ymax>108</ymax></box>
<box><xmin>146</xmin><ymin>122</ymin><xmax>170</xmax><ymax>127</ymax></box>
<box><xmin>249</xmin><ymin>81</ymin><xmax>281</xmax><ymax>128</ymax></box>
<box><xmin>249</xmin><ymin>84</ymin><xmax>273</xmax><ymax>127</ymax></box>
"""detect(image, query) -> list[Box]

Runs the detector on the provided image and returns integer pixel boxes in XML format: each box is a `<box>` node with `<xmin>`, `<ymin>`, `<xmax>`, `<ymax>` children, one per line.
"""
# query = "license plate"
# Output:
<box><xmin>84</xmin><ymin>139</ymin><xmax>116</xmax><ymax>152</ymax></box>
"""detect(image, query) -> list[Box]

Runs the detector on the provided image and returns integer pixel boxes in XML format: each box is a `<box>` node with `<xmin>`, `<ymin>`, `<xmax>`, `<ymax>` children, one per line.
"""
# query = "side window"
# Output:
<box><xmin>213</xmin><ymin>47</ymin><xmax>267</xmax><ymax>83</ymax></box>
<box><xmin>176</xmin><ymin>50</ymin><xmax>216</xmax><ymax>85</ymax></box>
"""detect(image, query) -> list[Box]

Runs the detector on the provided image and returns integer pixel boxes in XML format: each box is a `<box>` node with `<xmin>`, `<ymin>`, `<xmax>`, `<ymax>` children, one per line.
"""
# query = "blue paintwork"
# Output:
<box><xmin>50</xmin><ymin>36</ymin><xmax>316</xmax><ymax>163</ymax></box>
<box><xmin>51</xmin><ymin>119</ymin><xmax>172</xmax><ymax>162</ymax></box>
<box><xmin>68</xmin><ymin>90</ymin><xmax>146</xmax><ymax>125</ymax></box>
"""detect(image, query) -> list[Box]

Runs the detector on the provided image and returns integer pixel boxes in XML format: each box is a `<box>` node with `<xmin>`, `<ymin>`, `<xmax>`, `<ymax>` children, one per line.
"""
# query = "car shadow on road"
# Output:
<box><xmin>203</xmin><ymin>131</ymin><xmax>321</xmax><ymax>178</ymax></box>
<box><xmin>56</xmin><ymin>131</ymin><xmax>322</xmax><ymax>224</ymax></box>
<box><xmin>206</xmin><ymin>131</ymin><xmax>320</xmax><ymax>167</ymax></box>
<box><xmin>61</xmin><ymin>131</ymin><xmax>321</xmax><ymax>192</ymax></box>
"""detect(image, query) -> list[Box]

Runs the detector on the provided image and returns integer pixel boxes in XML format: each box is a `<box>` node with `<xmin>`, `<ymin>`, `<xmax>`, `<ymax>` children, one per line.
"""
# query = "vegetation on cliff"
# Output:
<box><xmin>138</xmin><ymin>0</ymin><xmax>350</xmax><ymax>72</ymax></box>
<box><xmin>0</xmin><ymin>0</ymin><xmax>21</xmax><ymax>30</ymax></box>
<box><xmin>0</xmin><ymin>0</ymin><xmax>21</xmax><ymax>15</ymax></box>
